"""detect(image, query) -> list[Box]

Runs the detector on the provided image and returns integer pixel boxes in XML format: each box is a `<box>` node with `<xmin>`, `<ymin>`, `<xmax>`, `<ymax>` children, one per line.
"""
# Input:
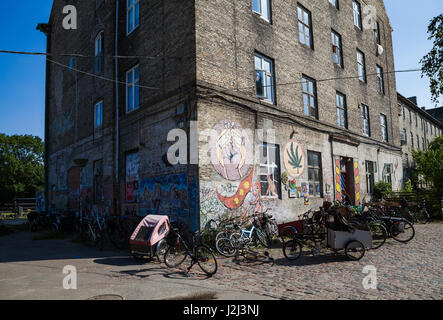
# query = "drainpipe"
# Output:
<box><xmin>37</xmin><ymin>23</ymin><xmax>51</xmax><ymax>213</ymax></box>
<box><xmin>114</xmin><ymin>0</ymin><xmax>120</xmax><ymax>214</ymax></box>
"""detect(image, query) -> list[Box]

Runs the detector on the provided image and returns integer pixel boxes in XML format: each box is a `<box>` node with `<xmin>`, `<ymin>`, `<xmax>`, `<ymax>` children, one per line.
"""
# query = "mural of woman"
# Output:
<box><xmin>152</xmin><ymin>183</ymin><xmax>162</xmax><ymax>212</ymax></box>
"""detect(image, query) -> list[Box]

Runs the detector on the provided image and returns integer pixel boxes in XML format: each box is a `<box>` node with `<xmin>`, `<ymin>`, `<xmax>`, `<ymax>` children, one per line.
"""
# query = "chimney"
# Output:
<box><xmin>422</xmin><ymin>107</ymin><xmax>426</xmax><ymax>111</ymax></box>
<box><xmin>407</xmin><ymin>96</ymin><xmax>418</xmax><ymax>105</ymax></box>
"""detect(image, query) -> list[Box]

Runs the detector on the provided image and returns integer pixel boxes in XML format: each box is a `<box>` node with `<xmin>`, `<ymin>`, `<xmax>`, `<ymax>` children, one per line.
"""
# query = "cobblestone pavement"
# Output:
<box><xmin>205</xmin><ymin>223</ymin><xmax>443</xmax><ymax>300</ymax></box>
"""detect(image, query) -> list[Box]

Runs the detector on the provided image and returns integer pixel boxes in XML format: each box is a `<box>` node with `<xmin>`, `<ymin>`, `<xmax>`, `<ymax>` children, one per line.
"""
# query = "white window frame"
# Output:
<box><xmin>380</xmin><ymin>114</ymin><xmax>388</xmax><ymax>142</ymax></box>
<box><xmin>362</xmin><ymin>104</ymin><xmax>370</xmax><ymax>137</ymax></box>
<box><xmin>328</xmin><ymin>0</ymin><xmax>338</xmax><ymax>9</ymax></box>
<box><xmin>331</xmin><ymin>30</ymin><xmax>343</xmax><ymax>67</ymax></box>
<box><xmin>336</xmin><ymin>92</ymin><xmax>347</xmax><ymax>128</ymax></box>
<box><xmin>126</xmin><ymin>65</ymin><xmax>140</xmax><ymax>113</ymax></box>
<box><xmin>302</xmin><ymin>75</ymin><xmax>318</xmax><ymax>119</ymax></box>
<box><xmin>357</xmin><ymin>50</ymin><xmax>366</xmax><ymax>83</ymax></box>
<box><xmin>259</xmin><ymin>143</ymin><xmax>281</xmax><ymax>199</ymax></box>
<box><xmin>353</xmin><ymin>0</ymin><xmax>362</xmax><ymax>29</ymax></box>
<box><xmin>94</xmin><ymin>100</ymin><xmax>103</xmax><ymax>128</ymax></box>
<box><xmin>376</xmin><ymin>65</ymin><xmax>384</xmax><ymax>94</ymax></box>
<box><xmin>127</xmin><ymin>0</ymin><xmax>140</xmax><ymax>35</ymax></box>
<box><xmin>298</xmin><ymin>5</ymin><xmax>313</xmax><ymax>48</ymax></box>
<box><xmin>252</xmin><ymin>0</ymin><xmax>271</xmax><ymax>22</ymax></box>
<box><xmin>254</xmin><ymin>53</ymin><xmax>275</xmax><ymax>104</ymax></box>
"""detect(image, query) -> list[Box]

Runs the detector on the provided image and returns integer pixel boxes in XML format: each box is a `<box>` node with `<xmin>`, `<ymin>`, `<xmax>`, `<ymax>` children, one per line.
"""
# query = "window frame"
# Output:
<box><xmin>328</xmin><ymin>0</ymin><xmax>339</xmax><ymax>9</ymax></box>
<box><xmin>361</xmin><ymin>104</ymin><xmax>371</xmax><ymax>137</ymax></box>
<box><xmin>94</xmin><ymin>100</ymin><xmax>104</xmax><ymax>128</ymax></box>
<box><xmin>352</xmin><ymin>0</ymin><xmax>362</xmax><ymax>30</ymax></box>
<box><xmin>126</xmin><ymin>64</ymin><xmax>140</xmax><ymax>114</ymax></box>
<box><xmin>94</xmin><ymin>31</ymin><xmax>104</xmax><ymax>75</ymax></box>
<box><xmin>302</xmin><ymin>75</ymin><xmax>318</xmax><ymax>119</ymax></box>
<box><xmin>259</xmin><ymin>142</ymin><xmax>282</xmax><ymax>200</ymax></box>
<box><xmin>254</xmin><ymin>53</ymin><xmax>276</xmax><ymax>104</ymax></box>
<box><xmin>357</xmin><ymin>49</ymin><xmax>367</xmax><ymax>83</ymax></box>
<box><xmin>127</xmin><ymin>0</ymin><xmax>140</xmax><ymax>35</ymax></box>
<box><xmin>376</xmin><ymin>65</ymin><xmax>385</xmax><ymax>94</ymax></box>
<box><xmin>331</xmin><ymin>30</ymin><xmax>343</xmax><ymax>68</ymax></box>
<box><xmin>380</xmin><ymin>114</ymin><xmax>388</xmax><ymax>142</ymax></box>
<box><xmin>307</xmin><ymin>150</ymin><xmax>323</xmax><ymax>198</ymax></box>
<box><xmin>252</xmin><ymin>0</ymin><xmax>272</xmax><ymax>23</ymax></box>
<box><xmin>336</xmin><ymin>92</ymin><xmax>347</xmax><ymax>129</ymax></box>
<box><xmin>297</xmin><ymin>4</ymin><xmax>314</xmax><ymax>49</ymax></box>
<box><xmin>365</xmin><ymin>160</ymin><xmax>375</xmax><ymax>195</ymax></box>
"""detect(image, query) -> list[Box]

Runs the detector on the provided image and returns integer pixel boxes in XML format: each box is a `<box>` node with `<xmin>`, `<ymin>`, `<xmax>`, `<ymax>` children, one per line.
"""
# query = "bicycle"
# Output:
<box><xmin>164</xmin><ymin>223</ymin><xmax>218</xmax><ymax>277</ymax></box>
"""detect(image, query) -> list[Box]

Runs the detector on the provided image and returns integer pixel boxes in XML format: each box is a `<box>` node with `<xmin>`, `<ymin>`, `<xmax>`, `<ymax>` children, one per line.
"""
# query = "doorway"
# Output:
<box><xmin>339</xmin><ymin>157</ymin><xmax>355</xmax><ymax>205</ymax></box>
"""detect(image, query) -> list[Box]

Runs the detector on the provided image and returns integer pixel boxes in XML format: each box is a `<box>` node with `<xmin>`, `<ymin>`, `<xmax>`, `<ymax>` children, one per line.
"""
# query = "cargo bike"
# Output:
<box><xmin>283</xmin><ymin>204</ymin><xmax>372</xmax><ymax>261</ymax></box>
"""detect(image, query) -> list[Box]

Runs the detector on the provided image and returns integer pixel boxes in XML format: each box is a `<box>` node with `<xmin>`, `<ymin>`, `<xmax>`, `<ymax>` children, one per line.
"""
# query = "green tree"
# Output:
<box><xmin>412</xmin><ymin>135</ymin><xmax>443</xmax><ymax>194</ymax></box>
<box><xmin>0</xmin><ymin>134</ymin><xmax>44</xmax><ymax>204</ymax></box>
<box><xmin>420</xmin><ymin>14</ymin><xmax>443</xmax><ymax>104</ymax></box>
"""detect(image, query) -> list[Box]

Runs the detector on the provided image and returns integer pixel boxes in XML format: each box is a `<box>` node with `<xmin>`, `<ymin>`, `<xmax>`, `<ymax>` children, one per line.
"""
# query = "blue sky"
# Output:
<box><xmin>0</xmin><ymin>1</ymin><xmax>441</xmax><ymax>140</ymax></box>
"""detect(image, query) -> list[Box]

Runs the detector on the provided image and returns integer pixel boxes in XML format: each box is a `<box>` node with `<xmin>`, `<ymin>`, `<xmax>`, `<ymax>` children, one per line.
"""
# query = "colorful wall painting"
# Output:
<box><xmin>335</xmin><ymin>159</ymin><xmax>342</xmax><ymax>201</ymax></box>
<box><xmin>283</xmin><ymin>140</ymin><xmax>305</xmax><ymax>177</ymax></box>
<box><xmin>216</xmin><ymin>169</ymin><xmax>254</xmax><ymax>210</ymax></box>
<box><xmin>138</xmin><ymin>174</ymin><xmax>189</xmax><ymax>219</ymax></box>
<box><xmin>354</xmin><ymin>162</ymin><xmax>361</xmax><ymax>205</ymax></box>
<box><xmin>209</xmin><ymin>120</ymin><xmax>252</xmax><ymax>181</ymax></box>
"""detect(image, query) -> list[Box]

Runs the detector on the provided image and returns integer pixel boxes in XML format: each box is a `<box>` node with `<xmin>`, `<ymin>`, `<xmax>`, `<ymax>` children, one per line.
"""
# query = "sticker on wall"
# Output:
<box><xmin>288</xmin><ymin>179</ymin><xmax>297</xmax><ymax>198</ymax></box>
<box><xmin>283</xmin><ymin>140</ymin><xmax>305</xmax><ymax>177</ymax></box>
<box><xmin>216</xmin><ymin>169</ymin><xmax>254</xmax><ymax>210</ymax></box>
<box><xmin>281</xmin><ymin>172</ymin><xmax>289</xmax><ymax>189</ymax></box>
<box><xmin>209</xmin><ymin>120</ymin><xmax>252</xmax><ymax>181</ymax></box>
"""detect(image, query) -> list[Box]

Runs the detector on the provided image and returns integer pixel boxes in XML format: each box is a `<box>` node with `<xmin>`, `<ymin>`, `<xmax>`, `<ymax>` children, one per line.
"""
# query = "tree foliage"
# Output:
<box><xmin>420</xmin><ymin>14</ymin><xmax>443</xmax><ymax>104</ymax></box>
<box><xmin>412</xmin><ymin>135</ymin><xmax>443</xmax><ymax>194</ymax></box>
<box><xmin>0</xmin><ymin>134</ymin><xmax>44</xmax><ymax>203</ymax></box>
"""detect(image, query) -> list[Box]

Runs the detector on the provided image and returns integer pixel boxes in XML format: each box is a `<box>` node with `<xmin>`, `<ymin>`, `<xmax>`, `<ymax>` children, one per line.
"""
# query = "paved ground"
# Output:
<box><xmin>0</xmin><ymin>223</ymin><xmax>441</xmax><ymax>300</ymax></box>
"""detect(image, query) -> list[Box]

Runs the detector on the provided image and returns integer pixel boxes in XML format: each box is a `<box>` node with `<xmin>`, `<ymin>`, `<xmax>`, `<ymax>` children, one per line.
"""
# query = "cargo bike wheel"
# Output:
<box><xmin>282</xmin><ymin>239</ymin><xmax>303</xmax><ymax>261</ymax></box>
<box><xmin>344</xmin><ymin>240</ymin><xmax>365</xmax><ymax>261</ymax></box>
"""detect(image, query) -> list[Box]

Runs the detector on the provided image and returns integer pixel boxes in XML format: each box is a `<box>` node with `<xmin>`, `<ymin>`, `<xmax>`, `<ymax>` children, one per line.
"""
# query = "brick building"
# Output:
<box><xmin>397</xmin><ymin>94</ymin><xmax>443</xmax><ymax>185</ymax></box>
<box><xmin>41</xmin><ymin>0</ymin><xmax>405</xmax><ymax>230</ymax></box>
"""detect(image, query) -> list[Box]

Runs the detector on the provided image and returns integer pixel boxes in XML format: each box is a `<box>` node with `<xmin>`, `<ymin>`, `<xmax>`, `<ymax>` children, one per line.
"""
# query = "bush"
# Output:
<box><xmin>374</xmin><ymin>181</ymin><xmax>392</xmax><ymax>201</ymax></box>
<box><xmin>402</xmin><ymin>180</ymin><xmax>413</xmax><ymax>193</ymax></box>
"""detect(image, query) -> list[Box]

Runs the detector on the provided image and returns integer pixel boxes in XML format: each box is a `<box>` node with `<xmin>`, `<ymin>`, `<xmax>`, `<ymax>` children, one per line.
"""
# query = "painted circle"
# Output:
<box><xmin>283</xmin><ymin>140</ymin><xmax>305</xmax><ymax>178</ymax></box>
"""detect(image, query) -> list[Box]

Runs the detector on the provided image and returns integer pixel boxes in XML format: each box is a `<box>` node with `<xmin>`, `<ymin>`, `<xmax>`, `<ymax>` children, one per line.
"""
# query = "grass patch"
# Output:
<box><xmin>32</xmin><ymin>232</ymin><xmax>71</xmax><ymax>241</ymax></box>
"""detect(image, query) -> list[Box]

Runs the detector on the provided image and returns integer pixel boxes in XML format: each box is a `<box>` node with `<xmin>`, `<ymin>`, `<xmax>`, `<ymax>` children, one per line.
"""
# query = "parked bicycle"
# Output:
<box><xmin>164</xmin><ymin>221</ymin><xmax>218</xmax><ymax>277</ymax></box>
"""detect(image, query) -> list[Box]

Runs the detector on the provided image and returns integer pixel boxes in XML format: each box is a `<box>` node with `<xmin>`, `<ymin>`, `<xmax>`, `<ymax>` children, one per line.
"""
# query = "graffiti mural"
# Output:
<box><xmin>354</xmin><ymin>162</ymin><xmax>361</xmax><ymax>205</ymax></box>
<box><xmin>138</xmin><ymin>174</ymin><xmax>189</xmax><ymax>219</ymax></box>
<box><xmin>335</xmin><ymin>159</ymin><xmax>341</xmax><ymax>201</ymax></box>
<box><xmin>209</xmin><ymin>120</ymin><xmax>252</xmax><ymax>181</ymax></box>
<box><xmin>216</xmin><ymin>169</ymin><xmax>254</xmax><ymax>210</ymax></box>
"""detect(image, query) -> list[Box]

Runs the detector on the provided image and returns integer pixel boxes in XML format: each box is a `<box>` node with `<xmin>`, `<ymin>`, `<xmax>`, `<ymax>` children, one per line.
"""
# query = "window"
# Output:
<box><xmin>401</xmin><ymin>128</ymin><xmax>407</xmax><ymax>145</ymax></box>
<box><xmin>252</xmin><ymin>0</ymin><xmax>271</xmax><ymax>22</ymax></box>
<box><xmin>409</xmin><ymin>109</ymin><xmax>412</xmax><ymax>124</ymax></box>
<box><xmin>93</xmin><ymin>160</ymin><xmax>104</xmax><ymax>203</ymax></box>
<box><xmin>383</xmin><ymin>164</ymin><xmax>392</xmax><ymax>184</ymax></box>
<box><xmin>126</xmin><ymin>65</ymin><xmax>140</xmax><ymax>113</ymax></box>
<box><xmin>415</xmin><ymin>113</ymin><xmax>418</xmax><ymax>127</ymax></box>
<box><xmin>404</xmin><ymin>154</ymin><xmax>409</xmax><ymax>169</ymax></box>
<box><xmin>380</xmin><ymin>114</ymin><xmax>388</xmax><ymax>142</ymax></box>
<box><xmin>411</xmin><ymin>132</ymin><xmax>414</xmax><ymax>149</ymax></box>
<box><xmin>259</xmin><ymin>143</ymin><xmax>281</xmax><ymax>199</ymax></box>
<box><xmin>422</xmin><ymin>137</ymin><xmax>425</xmax><ymax>151</ymax></box>
<box><xmin>298</xmin><ymin>5</ymin><xmax>313</xmax><ymax>48</ymax></box>
<box><xmin>417</xmin><ymin>135</ymin><xmax>420</xmax><ymax>150</ymax></box>
<box><xmin>127</xmin><ymin>0</ymin><xmax>140</xmax><ymax>35</ymax></box>
<box><xmin>336</xmin><ymin>92</ymin><xmax>347</xmax><ymax>128</ymax></box>
<box><xmin>255</xmin><ymin>53</ymin><xmax>275</xmax><ymax>104</ymax></box>
<box><xmin>302</xmin><ymin>75</ymin><xmax>318</xmax><ymax>119</ymax></box>
<box><xmin>402</xmin><ymin>106</ymin><xmax>405</xmax><ymax>120</ymax></box>
<box><xmin>329</xmin><ymin>0</ymin><xmax>338</xmax><ymax>8</ymax></box>
<box><xmin>94</xmin><ymin>100</ymin><xmax>103</xmax><ymax>128</ymax></box>
<box><xmin>94</xmin><ymin>32</ymin><xmax>104</xmax><ymax>74</ymax></box>
<box><xmin>357</xmin><ymin>50</ymin><xmax>366</xmax><ymax>83</ymax></box>
<box><xmin>361</xmin><ymin>104</ymin><xmax>370</xmax><ymax>136</ymax></box>
<box><xmin>365</xmin><ymin>161</ymin><xmax>375</xmax><ymax>195</ymax></box>
<box><xmin>374</xmin><ymin>21</ymin><xmax>381</xmax><ymax>45</ymax></box>
<box><xmin>331</xmin><ymin>30</ymin><xmax>343</xmax><ymax>67</ymax></box>
<box><xmin>307</xmin><ymin>151</ymin><xmax>323</xmax><ymax>197</ymax></box>
<box><xmin>376</xmin><ymin>65</ymin><xmax>384</xmax><ymax>94</ymax></box>
<box><xmin>352</xmin><ymin>0</ymin><xmax>362</xmax><ymax>29</ymax></box>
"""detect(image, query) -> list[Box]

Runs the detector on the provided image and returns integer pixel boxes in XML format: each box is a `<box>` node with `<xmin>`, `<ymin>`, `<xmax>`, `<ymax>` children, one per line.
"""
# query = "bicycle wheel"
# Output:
<box><xmin>215</xmin><ymin>237</ymin><xmax>237</xmax><ymax>257</ymax></box>
<box><xmin>368</xmin><ymin>222</ymin><xmax>387</xmax><ymax>250</ymax></box>
<box><xmin>195</xmin><ymin>245</ymin><xmax>218</xmax><ymax>276</ymax></box>
<box><xmin>283</xmin><ymin>239</ymin><xmax>302</xmax><ymax>261</ymax></box>
<box><xmin>254</xmin><ymin>228</ymin><xmax>272</xmax><ymax>248</ymax></box>
<box><xmin>345</xmin><ymin>240</ymin><xmax>365</xmax><ymax>261</ymax></box>
<box><xmin>415</xmin><ymin>210</ymin><xmax>431</xmax><ymax>224</ymax></box>
<box><xmin>155</xmin><ymin>239</ymin><xmax>169</xmax><ymax>262</ymax></box>
<box><xmin>390</xmin><ymin>220</ymin><xmax>415</xmax><ymax>243</ymax></box>
<box><xmin>164</xmin><ymin>239</ymin><xmax>188</xmax><ymax>268</ymax></box>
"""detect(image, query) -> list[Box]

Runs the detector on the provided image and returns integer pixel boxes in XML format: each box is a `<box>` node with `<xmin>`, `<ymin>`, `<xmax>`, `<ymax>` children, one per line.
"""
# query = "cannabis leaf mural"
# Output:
<box><xmin>287</xmin><ymin>142</ymin><xmax>303</xmax><ymax>175</ymax></box>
